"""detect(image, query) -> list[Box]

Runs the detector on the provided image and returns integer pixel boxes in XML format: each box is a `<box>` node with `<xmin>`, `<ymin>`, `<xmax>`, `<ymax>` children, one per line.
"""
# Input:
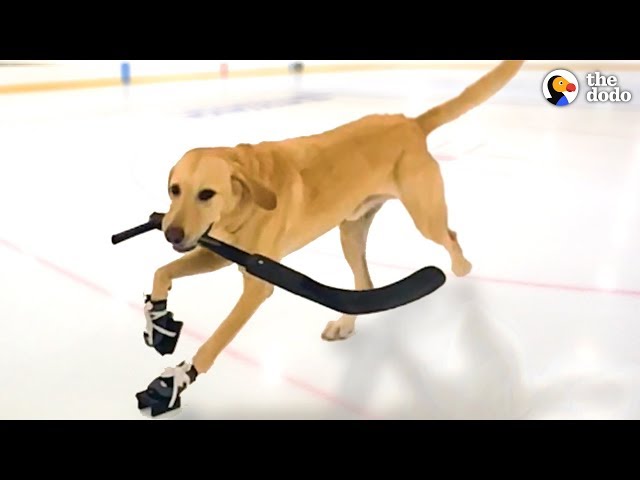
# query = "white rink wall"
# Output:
<box><xmin>1</xmin><ymin>60</ymin><xmax>638</xmax><ymax>88</ymax></box>
<box><xmin>0</xmin><ymin>60</ymin><xmax>300</xmax><ymax>85</ymax></box>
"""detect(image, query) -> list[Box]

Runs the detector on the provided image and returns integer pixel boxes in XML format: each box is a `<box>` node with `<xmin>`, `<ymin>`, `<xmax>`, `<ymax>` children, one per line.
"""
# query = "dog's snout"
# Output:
<box><xmin>164</xmin><ymin>226</ymin><xmax>185</xmax><ymax>245</ymax></box>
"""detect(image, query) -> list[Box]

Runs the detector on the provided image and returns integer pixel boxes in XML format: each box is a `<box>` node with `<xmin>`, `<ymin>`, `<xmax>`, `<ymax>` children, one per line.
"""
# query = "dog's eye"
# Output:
<box><xmin>198</xmin><ymin>189</ymin><xmax>216</xmax><ymax>201</ymax></box>
<box><xmin>169</xmin><ymin>184</ymin><xmax>181</xmax><ymax>196</ymax></box>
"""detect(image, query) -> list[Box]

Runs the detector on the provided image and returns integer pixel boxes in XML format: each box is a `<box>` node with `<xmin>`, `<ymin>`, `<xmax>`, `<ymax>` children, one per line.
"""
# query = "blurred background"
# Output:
<box><xmin>2</xmin><ymin>60</ymin><xmax>639</xmax><ymax>89</ymax></box>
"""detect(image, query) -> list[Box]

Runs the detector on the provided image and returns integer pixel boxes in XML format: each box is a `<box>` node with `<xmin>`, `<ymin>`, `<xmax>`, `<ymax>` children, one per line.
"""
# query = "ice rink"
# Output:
<box><xmin>1</xmin><ymin>63</ymin><xmax>639</xmax><ymax>419</ymax></box>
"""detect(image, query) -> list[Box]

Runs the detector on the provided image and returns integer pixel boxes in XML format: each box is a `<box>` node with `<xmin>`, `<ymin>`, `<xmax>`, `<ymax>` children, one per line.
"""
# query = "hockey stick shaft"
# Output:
<box><xmin>112</xmin><ymin>213</ymin><xmax>447</xmax><ymax>314</ymax></box>
<box><xmin>111</xmin><ymin>213</ymin><xmax>164</xmax><ymax>245</ymax></box>
<box><xmin>197</xmin><ymin>238</ymin><xmax>446</xmax><ymax>315</ymax></box>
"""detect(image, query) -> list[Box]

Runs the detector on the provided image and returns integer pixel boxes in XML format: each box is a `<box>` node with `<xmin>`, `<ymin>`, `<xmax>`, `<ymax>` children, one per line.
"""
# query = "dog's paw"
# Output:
<box><xmin>452</xmin><ymin>259</ymin><xmax>473</xmax><ymax>277</ymax></box>
<box><xmin>321</xmin><ymin>317</ymin><xmax>356</xmax><ymax>342</ymax></box>
<box><xmin>143</xmin><ymin>295</ymin><xmax>183</xmax><ymax>355</ymax></box>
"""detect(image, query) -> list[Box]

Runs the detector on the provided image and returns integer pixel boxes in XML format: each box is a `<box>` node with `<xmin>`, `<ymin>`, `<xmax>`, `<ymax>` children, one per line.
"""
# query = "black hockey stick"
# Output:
<box><xmin>111</xmin><ymin>213</ymin><xmax>446</xmax><ymax>315</ymax></box>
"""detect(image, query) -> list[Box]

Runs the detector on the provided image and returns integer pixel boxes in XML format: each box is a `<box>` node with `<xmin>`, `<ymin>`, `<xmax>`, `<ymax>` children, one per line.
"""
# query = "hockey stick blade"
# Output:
<box><xmin>242</xmin><ymin>253</ymin><xmax>446</xmax><ymax>315</ymax></box>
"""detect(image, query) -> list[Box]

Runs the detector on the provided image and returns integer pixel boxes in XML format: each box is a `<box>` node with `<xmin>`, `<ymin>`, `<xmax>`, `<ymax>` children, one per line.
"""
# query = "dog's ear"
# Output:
<box><xmin>231</xmin><ymin>171</ymin><xmax>277</xmax><ymax>211</ymax></box>
<box><xmin>167</xmin><ymin>166</ymin><xmax>175</xmax><ymax>194</ymax></box>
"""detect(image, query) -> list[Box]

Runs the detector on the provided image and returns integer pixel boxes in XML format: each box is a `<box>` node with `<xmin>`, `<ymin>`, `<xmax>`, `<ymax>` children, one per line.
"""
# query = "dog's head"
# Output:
<box><xmin>161</xmin><ymin>148</ymin><xmax>277</xmax><ymax>253</ymax></box>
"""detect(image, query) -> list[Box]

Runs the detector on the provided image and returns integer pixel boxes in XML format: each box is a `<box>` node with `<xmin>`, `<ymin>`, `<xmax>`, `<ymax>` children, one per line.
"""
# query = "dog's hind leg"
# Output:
<box><xmin>396</xmin><ymin>151</ymin><xmax>472</xmax><ymax>277</ymax></box>
<box><xmin>321</xmin><ymin>203</ymin><xmax>382</xmax><ymax>341</ymax></box>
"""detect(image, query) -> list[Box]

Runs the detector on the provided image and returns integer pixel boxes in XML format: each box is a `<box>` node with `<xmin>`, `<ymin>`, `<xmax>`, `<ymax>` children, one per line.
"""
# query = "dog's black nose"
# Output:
<box><xmin>164</xmin><ymin>226</ymin><xmax>185</xmax><ymax>245</ymax></box>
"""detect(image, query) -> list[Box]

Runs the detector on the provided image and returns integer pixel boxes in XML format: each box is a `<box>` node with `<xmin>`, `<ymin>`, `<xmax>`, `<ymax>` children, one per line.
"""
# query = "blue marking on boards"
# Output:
<box><xmin>120</xmin><ymin>62</ymin><xmax>131</xmax><ymax>86</ymax></box>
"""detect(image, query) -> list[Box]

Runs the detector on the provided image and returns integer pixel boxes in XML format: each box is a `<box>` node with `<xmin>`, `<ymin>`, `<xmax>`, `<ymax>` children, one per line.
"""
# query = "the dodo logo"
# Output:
<box><xmin>542</xmin><ymin>69</ymin><xmax>579</xmax><ymax>107</ymax></box>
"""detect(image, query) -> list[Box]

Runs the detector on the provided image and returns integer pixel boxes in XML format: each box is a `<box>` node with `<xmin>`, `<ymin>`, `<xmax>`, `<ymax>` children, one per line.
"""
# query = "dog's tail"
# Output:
<box><xmin>415</xmin><ymin>60</ymin><xmax>525</xmax><ymax>135</ymax></box>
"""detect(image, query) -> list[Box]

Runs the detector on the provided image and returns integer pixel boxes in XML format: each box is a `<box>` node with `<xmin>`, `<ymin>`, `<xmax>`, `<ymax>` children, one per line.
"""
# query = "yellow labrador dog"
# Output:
<box><xmin>142</xmin><ymin>61</ymin><xmax>524</xmax><ymax>402</ymax></box>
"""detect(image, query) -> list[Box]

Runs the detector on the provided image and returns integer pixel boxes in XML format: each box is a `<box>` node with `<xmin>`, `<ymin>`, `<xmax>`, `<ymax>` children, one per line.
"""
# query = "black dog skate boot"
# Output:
<box><xmin>136</xmin><ymin>361</ymin><xmax>198</xmax><ymax>417</ymax></box>
<box><xmin>143</xmin><ymin>294</ymin><xmax>183</xmax><ymax>355</ymax></box>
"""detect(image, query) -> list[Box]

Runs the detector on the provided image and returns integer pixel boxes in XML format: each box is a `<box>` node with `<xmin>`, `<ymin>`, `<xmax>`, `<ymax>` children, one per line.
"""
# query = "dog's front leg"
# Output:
<box><xmin>192</xmin><ymin>271</ymin><xmax>274</xmax><ymax>374</ymax></box>
<box><xmin>136</xmin><ymin>272</ymin><xmax>274</xmax><ymax>417</ymax></box>
<box><xmin>151</xmin><ymin>248</ymin><xmax>231</xmax><ymax>301</ymax></box>
<box><xmin>144</xmin><ymin>248</ymin><xmax>231</xmax><ymax>355</ymax></box>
